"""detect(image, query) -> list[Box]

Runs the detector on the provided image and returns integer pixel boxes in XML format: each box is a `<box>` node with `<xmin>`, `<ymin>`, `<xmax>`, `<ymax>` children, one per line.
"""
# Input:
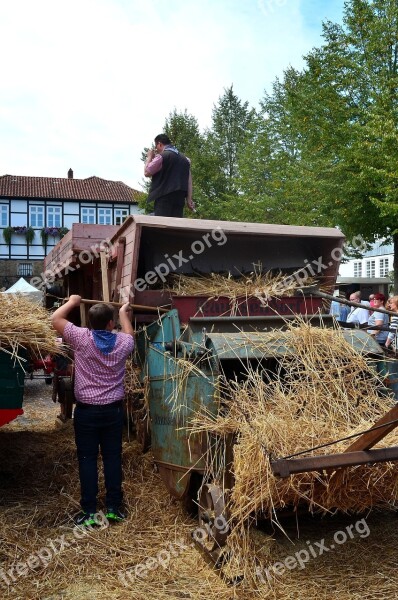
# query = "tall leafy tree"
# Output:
<box><xmin>254</xmin><ymin>0</ymin><xmax>398</xmax><ymax>288</ymax></box>
<box><xmin>197</xmin><ymin>86</ymin><xmax>257</xmax><ymax>218</ymax></box>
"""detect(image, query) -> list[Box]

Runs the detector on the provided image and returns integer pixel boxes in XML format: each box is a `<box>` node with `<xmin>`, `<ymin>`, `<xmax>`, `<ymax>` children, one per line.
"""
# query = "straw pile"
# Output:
<box><xmin>0</xmin><ymin>293</ymin><xmax>62</xmax><ymax>362</ymax></box>
<box><xmin>3</xmin><ymin>380</ymin><xmax>398</xmax><ymax>599</ymax></box>
<box><xmin>190</xmin><ymin>321</ymin><xmax>398</xmax><ymax>576</ymax></box>
<box><xmin>124</xmin><ymin>357</ymin><xmax>143</xmax><ymax>398</ymax></box>
<box><xmin>168</xmin><ymin>270</ymin><xmax>318</xmax><ymax>302</ymax></box>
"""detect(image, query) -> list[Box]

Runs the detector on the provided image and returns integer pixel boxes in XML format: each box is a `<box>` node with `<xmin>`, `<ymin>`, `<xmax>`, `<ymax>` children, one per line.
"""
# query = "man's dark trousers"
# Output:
<box><xmin>154</xmin><ymin>191</ymin><xmax>186</xmax><ymax>217</ymax></box>
<box><xmin>73</xmin><ymin>402</ymin><xmax>124</xmax><ymax>514</ymax></box>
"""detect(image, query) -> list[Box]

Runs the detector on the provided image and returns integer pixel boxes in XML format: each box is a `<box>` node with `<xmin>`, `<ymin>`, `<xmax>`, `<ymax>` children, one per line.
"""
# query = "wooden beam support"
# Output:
<box><xmin>100</xmin><ymin>250</ymin><xmax>110</xmax><ymax>302</ymax></box>
<box><xmin>271</xmin><ymin>446</ymin><xmax>398</xmax><ymax>478</ymax></box>
<box><xmin>344</xmin><ymin>404</ymin><xmax>398</xmax><ymax>452</ymax></box>
<box><xmin>80</xmin><ymin>303</ymin><xmax>87</xmax><ymax>327</ymax></box>
<box><xmin>115</xmin><ymin>237</ymin><xmax>126</xmax><ymax>303</ymax></box>
<box><xmin>78</xmin><ymin>297</ymin><xmax>169</xmax><ymax>313</ymax></box>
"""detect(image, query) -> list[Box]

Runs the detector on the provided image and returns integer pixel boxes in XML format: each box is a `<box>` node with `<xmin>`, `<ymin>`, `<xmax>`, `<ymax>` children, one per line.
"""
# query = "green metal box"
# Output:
<box><xmin>0</xmin><ymin>351</ymin><xmax>25</xmax><ymax>409</ymax></box>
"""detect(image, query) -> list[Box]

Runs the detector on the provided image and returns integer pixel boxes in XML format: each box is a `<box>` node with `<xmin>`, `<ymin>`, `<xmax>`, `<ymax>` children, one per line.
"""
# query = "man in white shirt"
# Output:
<box><xmin>346</xmin><ymin>291</ymin><xmax>369</xmax><ymax>326</ymax></box>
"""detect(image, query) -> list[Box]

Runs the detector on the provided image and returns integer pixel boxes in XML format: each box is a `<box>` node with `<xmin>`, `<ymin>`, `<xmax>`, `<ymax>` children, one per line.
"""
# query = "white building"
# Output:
<box><xmin>0</xmin><ymin>169</ymin><xmax>143</xmax><ymax>289</ymax></box>
<box><xmin>338</xmin><ymin>239</ymin><xmax>393</xmax><ymax>279</ymax></box>
<box><xmin>337</xmin><ymin>239</ymin><xmax>393</xmax><ymax>297</ymax></box>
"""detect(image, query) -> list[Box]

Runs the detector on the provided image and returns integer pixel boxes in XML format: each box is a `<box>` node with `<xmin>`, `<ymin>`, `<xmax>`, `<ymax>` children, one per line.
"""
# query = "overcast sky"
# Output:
<box><xmin>0</xmin><ymin>0</ymin><xmax>345</xmax><ymax>192</ymax></box>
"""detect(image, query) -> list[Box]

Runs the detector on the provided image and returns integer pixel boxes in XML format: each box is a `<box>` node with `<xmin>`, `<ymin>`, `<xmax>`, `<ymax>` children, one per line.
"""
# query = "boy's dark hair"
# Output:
<box><xmin>154</xmin><ymin>133</ymin><xmax>171</xmax><ymax>145</ymax></box>
<box><xmin>88</xmin><ymin>303</ymin><xmax>115</xmax><ymax>330</ymax></box>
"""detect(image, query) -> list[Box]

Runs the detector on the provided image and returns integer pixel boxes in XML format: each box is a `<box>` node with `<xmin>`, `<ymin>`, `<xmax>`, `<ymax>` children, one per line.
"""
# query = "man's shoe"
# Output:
<box><xmin>74</xmin><ymin>511</ymin><xmax>97</xmax><ymax>527</ymax></box>
<box><xmin>105</xmin><ymin>508</ymin><xmax>126</xmax><ymax>522</ymax></box>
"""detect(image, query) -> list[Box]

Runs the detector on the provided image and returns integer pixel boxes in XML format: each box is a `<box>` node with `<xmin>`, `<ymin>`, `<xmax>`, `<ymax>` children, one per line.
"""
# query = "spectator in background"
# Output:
<box><xmin>346</xmin><ymin>291</ymin><xmax>369</xmax><ymax>326</ymax></box>
<box><xmin>367</xmin><ymin>293</ymin><xmax>389</xmax><ymax>346</ymax></box>
<box><xmin>368</xmin><ymin>293</ymin><xmax>375</xmax><ymax>316</ymax></box>
<box><xmin>330</xmin><ymin>294</ymin><xmax>341</xmax><ymax>319</ymax></box>
<box><xmin>330</xmin><ymin>292</ymin><xmax>349</xmax><ymax>323</ymax></box>
<box><xmin>339</xmin><ymin>293</ymin><xmax>349</xmax><ymax>323</ymax></box>
<box><xmin>385</xmin><ymin>296</ymin><xmax>398</xmax><ymax>352</ymax></box>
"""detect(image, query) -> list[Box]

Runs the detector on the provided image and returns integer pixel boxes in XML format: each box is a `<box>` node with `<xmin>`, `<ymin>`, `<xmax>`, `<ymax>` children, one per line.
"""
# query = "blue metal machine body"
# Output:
<box><xmin>136</xmin><ymin>310</ymin><xmax>220</xmax><ymax>498</ymax></box>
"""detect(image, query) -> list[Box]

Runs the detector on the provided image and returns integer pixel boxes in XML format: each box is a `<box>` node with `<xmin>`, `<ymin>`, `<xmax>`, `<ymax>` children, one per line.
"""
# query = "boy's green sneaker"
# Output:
<box><xmin>74</xmin><ymin>512</ymin><xmax>97</xmax><ymax>527</ymax></box>
<box><xmin>105</xmin><ymin>508</ymin><xmax>126</xmax><ymax>522</ymax></box>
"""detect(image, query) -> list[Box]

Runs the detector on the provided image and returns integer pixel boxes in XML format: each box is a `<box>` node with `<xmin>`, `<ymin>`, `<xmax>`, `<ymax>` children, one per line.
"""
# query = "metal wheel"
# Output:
<box><xmin>197</xmin><ymin>483</ymin><xmax>229</xmax><ymax>553</ymax></box>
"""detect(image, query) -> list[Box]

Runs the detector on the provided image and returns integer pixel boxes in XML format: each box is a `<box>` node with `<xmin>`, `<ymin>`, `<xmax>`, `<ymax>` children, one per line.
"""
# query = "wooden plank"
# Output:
<box><xmin>80</xmin><ymin>303</ymin><xmax>87</xmax><ymax>327</ymax></box>
<box><xmin>344</xmin><ymin>404</ymin><xmax>398</xmax><ymax>452</ymax></box>
<box><xmin>130</xmin><ymin>215</ymin><xmax>345</xmax><ymax>239</ymax></box>
<box><xmin>114</xmin><ymin>237</ymin><xmax>126</xmax><ymax>303</ymax></box>
<box><xmin>79</xmin><ymin>297</ymin><xmax>168</xmax><ymax>312</ymax></box>
<box><xmin>271</xmin><ymin>446</ymin><xmax>398</xmax><ymax>478</ymax></box>
<box><xmin>100</xmin><ymin>250</ymin><xmax>110</xmax><ymax>302</ymax></box>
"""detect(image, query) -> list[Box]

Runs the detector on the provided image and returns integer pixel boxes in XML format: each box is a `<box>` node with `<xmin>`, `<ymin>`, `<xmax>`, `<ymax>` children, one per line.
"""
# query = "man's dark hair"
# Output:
<box><xmin>154</xmin><ymin>133</ymin><xmax>171</xmax><ymax>145</ymax></box>
<box><xmin>88</xmin><ymin>303</ymin><xmax>115</xmax><ymax>330</ymax></box>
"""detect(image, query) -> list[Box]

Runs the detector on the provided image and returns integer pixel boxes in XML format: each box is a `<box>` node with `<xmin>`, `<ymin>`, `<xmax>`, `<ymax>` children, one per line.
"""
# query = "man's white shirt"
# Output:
<box><xmin>346</xmin><ymin>306</ymin><xmax>369</xmax><ymax>325</ymax></box>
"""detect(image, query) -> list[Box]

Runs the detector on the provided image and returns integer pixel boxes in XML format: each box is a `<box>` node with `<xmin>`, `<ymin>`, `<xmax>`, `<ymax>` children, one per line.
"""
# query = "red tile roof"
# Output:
<box><xmin>0</xmin><ymin>175</ymin><xmax>143</xmax><ymax>203</ymax></box>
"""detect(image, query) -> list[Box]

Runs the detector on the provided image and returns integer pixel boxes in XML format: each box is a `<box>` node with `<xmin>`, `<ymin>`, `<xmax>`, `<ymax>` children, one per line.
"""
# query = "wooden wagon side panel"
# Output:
<box><xmin>107</xmin><ymin>219</ymin><xmax>140</xmax><ymax>303</ymax></box>
<box><xmin>120</xmin><ymin>221</ymin><xmax>141</xmax><ymax>303</ymax></box>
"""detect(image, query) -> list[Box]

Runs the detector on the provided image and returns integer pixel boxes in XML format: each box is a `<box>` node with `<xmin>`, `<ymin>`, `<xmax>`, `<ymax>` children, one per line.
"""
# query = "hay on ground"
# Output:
<box><xmin>2</xmin><ymin>378</ymin><xmax>398</xmax><ymax>598</ymax></box>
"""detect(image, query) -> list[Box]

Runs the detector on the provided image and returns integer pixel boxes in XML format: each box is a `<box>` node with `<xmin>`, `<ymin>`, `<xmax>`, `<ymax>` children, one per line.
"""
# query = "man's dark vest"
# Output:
<box><xmin>148</xmin><ymin>149</ymin><xmax>190</xmax><ymax>202</ymax></box>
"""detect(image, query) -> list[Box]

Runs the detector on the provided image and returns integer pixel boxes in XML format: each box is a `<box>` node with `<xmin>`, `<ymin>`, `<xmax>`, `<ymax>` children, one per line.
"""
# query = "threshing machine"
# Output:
<box><xmin>44</xmin><ymin>216</ymin><xmax>398</xmax><ymax>561</ymax></box>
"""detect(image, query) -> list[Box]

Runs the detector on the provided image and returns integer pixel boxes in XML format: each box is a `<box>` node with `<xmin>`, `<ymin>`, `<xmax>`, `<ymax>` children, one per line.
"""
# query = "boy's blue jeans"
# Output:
<box><xmin>73</xmin><ymin>402</ymin><xmax>124</xmax><ymax>514</ymax></box>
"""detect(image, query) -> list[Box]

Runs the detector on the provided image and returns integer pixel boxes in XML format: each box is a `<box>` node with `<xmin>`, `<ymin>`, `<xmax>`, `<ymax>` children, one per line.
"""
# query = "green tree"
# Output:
<box><xmin>198</xmin><ymin>85</ymin><xmax>257</xmax><ymax>219</ymax></box>
<box><xmin>254</xmin><ymin>0</ymin><xmax>398</xmax><ymax>288</ymax></box>
<box><xmin>140</xmin><ymin>88</ymin><xmax>257</xmax><ymax>220</ymax></box>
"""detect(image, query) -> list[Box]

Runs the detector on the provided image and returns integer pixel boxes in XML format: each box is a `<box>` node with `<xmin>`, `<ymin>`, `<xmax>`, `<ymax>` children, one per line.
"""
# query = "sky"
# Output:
<box><xmin>0</xmin><ymin>0</ymin><xmax>345</xmax><ymax>192</ymax></box>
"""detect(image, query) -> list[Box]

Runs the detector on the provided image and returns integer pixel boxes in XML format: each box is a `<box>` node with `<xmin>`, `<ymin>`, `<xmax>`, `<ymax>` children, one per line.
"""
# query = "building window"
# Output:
<box><xmin>114</xmin><ymin>208</ymin><xmax>129</xmax><ymax>226</ymax></box>
<box><xmin>82</xmin><ymin>207</ymin><xmax>96</xmax><ymax>224</ymax></box>
<box><xmin>30</xmin><ymin>206</ymin><xmax>44</xmax><ymax>227</ymax></box>
<box><xmin>353</xmin><ymin>261</ymin><xmax>362</xmax><ymax>277</ymax></box>
<box><xmin>47</xmin><ymin>206</ymin><xmax>61</xmax><ymax>227</ymax></box>
<box><xmin>18</xmin><ymin>262</ymin><xmax>33</xmax><ymax>277</ymax></box>
<box><xmin>0</xmin><ymin>205</ymin><xmax>8</xmax><ymax>227</ymax></box>
<box><xmin>366</xmin><ymin>260</ymin><xmax>376</xmax><ymax>277</ymax></box>
<box><xmin>98</xmin><ymin>208</ymin><xmax>112</xmax><ymax>225</ymax></box>
<box><xmin>379</xmin><ymin>257</ymin><xmax>390</xmax><ymax>277</ymax></box>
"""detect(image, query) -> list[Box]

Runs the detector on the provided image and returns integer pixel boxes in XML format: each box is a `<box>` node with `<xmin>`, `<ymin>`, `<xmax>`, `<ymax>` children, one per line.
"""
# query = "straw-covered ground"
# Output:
<box><xmin>1</xmin><ymin>377</ymin><xmax>398</xmax><ymax>600</ymax></box>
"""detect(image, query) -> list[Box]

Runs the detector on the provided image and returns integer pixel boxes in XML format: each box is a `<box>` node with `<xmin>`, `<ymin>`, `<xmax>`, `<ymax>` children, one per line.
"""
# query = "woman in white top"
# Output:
<box><xmin>367</xmin><ymin>293</ymin><xmax>389</xmax><ymax>345</ymax></box>
<box><xmin>385</xmin><ymin>296</ymin><xmax>398</xmax><ymax>351</ymax></box>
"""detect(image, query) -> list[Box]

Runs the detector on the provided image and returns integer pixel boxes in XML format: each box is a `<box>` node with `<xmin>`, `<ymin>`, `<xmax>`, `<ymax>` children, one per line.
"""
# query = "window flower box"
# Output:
<box><xmin>2</xmin><ymin>226</ymin><xmax>35</xmax><ymax>245</ymax></box>
<box><xmin>40</xmin><ymin>226</ymin><xmax>69</xmax><ymax>246</ymax></box>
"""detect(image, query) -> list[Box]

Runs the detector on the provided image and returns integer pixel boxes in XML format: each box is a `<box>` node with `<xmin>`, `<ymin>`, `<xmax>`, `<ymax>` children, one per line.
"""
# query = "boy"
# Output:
<box><xmin>51</xmin><ymin>295</ymin><xmax>134</xmax><ymax>525</ymax></box>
